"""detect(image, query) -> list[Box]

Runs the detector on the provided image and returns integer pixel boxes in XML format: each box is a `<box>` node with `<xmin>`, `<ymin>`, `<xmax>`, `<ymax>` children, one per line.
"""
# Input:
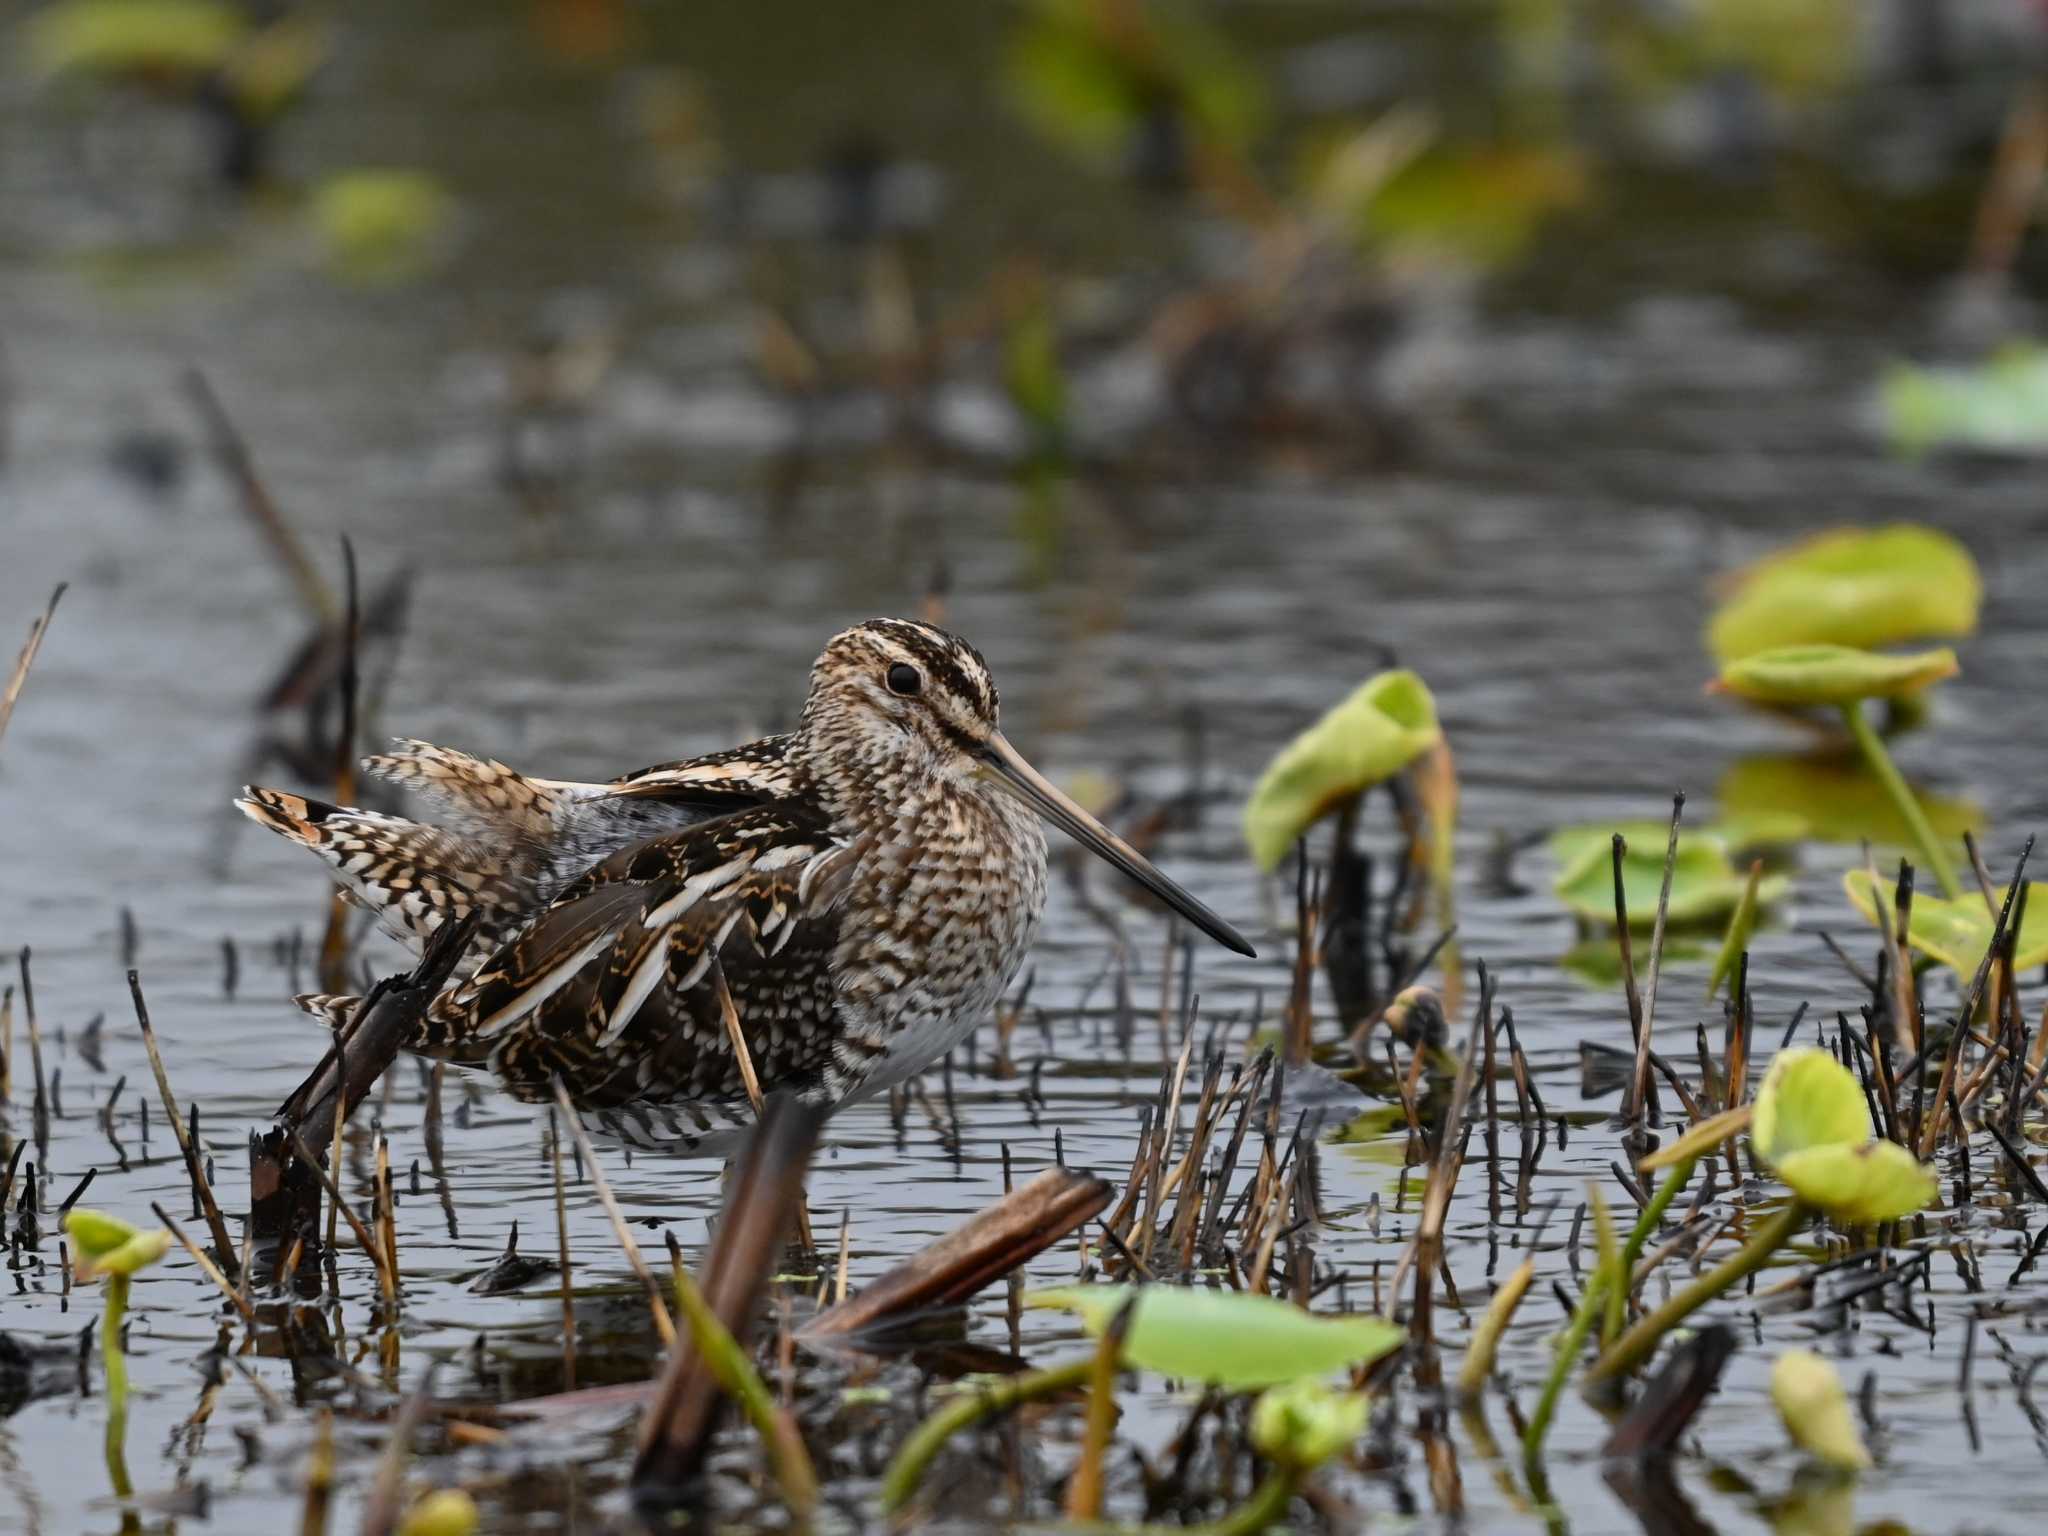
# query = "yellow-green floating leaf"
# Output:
<box><xmin>1841</xmin><ymin>869</ymin><xmax>2048</xmax><ymax>975</ymax></box>
<box><xmin>1707</xmin><ymin>524</ymin><xmax>1981</xmax><ymax>664</ymax></box>
<box><xmin>1242</xmin><ymin>669</ymin><xmax>1441</xmax><ymax>871</ymax></box>
<box><xmin>1553</xmin><ymin>833</ymin><xmax>1786</xmax><ymax>930</ymax></box>
<box><xmin>310</xmin><ymin>169</ymin><xmax>456</xmax><ymax>285</ymax></box>
<box><xmin>1752</xmin><ymin>1047</ymin><xmax>1871</xmax><ymax>1164</ymax></box>
<box><xmin>1025</xmin><ymin>1285</ymin><xmax>1403</xmax><ymax>1389</ymax></box>
<box><xmin>24</xmin><ymin>0</ymin><xmax>242</xmax><ymax>80</ymax></box>
<box><xmin>1715</xmin><ymin>644</ymin><xmax>1958</xmax><ymax>708</ymax></box>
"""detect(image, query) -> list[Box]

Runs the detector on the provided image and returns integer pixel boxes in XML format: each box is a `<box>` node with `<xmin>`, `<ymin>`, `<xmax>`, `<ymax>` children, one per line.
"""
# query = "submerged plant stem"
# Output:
<box><xmin>1590</xmin><ymin>1201</ymin><xmax>1806</xmax><ymax>1382</ymax></box>
<box><xmin>881</xmin><ymin>1358</ymin><xmax>1092</xmax><ymax>1513</ymax></box>
<box><xmin>1841</xmin><ymin>701</ymin><xmax>1960</xmax><ymax>898</ymax></box>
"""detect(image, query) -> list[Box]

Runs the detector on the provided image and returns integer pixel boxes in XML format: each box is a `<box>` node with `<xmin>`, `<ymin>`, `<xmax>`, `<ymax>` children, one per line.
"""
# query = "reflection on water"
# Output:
<box><xmin>5</xmin><ymin>2</ymin><xmax>2048</xmax><ymax>1533</ymax></box>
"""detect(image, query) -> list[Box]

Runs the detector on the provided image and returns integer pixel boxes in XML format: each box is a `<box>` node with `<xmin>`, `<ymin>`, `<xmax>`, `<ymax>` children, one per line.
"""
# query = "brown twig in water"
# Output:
<box><xmin>183</xmin><ymin>370</ymin><xmax>336</xmax><ymax>624</ymax></box>
<box><xmin>0</xmin><ymin>583</ymin><xmax>64</xmax><ymax>760</ymax></box>
<box><xmin>1626</xmin><ymin>793</ymin><xmax>1685</xmax><ymax>1122</ymax></box>
<box><xmin>130</xmin><ymin>970</ymin><xmax>239</xmax><ymax>1273</ymax></box>
<box><xmin>801</xmin><ymin>1165</ymin><xmax>1112</xmax><ymax>1339</ymax></box>
<box><xmin>550</xmin><ymin>1110</ymin><xmax>576</xmax><ymax>1390</ymax></box>
<box><xmin>285</xmin><ymin>1130</ymin><xmax>393</xmax><ymax>1305</ymax></box>
<box><xmin>150</xmin><ymin>1201</ymin><xmax>257</xmax><ymax>1325</ymax></box>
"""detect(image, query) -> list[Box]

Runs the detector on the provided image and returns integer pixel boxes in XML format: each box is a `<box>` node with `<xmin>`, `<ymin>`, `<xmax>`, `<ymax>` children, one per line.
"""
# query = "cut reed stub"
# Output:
<box><xmin>799</xmin><ymin>1165</ymin><xmax>1113</xmax><ymax>1343</ymax></box>
<box><xmin>632</xmin><ymin>1091</ymin><xmax>829</xmax><ymax>1504</ymax></box>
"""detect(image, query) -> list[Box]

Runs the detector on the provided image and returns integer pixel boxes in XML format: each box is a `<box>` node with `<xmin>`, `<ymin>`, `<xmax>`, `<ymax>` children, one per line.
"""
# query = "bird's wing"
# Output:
<box><xmin>426</xmin><ymin>802</ymin><xmax>871</xmax><ymax>1111</ymax></box>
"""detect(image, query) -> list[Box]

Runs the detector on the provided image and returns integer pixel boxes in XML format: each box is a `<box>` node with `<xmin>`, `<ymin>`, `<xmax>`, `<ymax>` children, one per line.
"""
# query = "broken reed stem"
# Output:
<box><xmin>1627</xmin><ymin>793</ymin><xmax>1685</xmax><ymax>1122</ymax></box>
<box><xmin>130</xmin><ymin>970</ymin><xmax>239</xmax><ymax>1275</ymax></box>
<box><xmin>20</xmin><ymin>950</ymin><xmax>48</xmax><ymax>1152</ymax></box>
<box><xmin>550</xmin><ymin>1110</ymin><xmax>576</xmax><ymax>1389</ymax></box>
<box><xmin>318</xmin><ymin>540</ymin><xmax>362</xmax><ymax>996</ymax></box>
<box><xmin>287</xmin><ymin>1131</ymin><xmax>394</xmax><ymax>1305</ymax></box>
<box><xmin>551</xmin><ymin>1079</ymin><xmax>676</xmax><ymax>1350</ymax></box>
<box><xmin>150</xmin><ymin>1201</ymin><xmax>256</xmax><ymax>1326</ymax></box>
<box><xmin>300</xmin><ymin>1409</ymin><xmax>334</xmax><ymax>1536</ymax></box>
<box><xmin>375</xmin><ymin>1134</ymin><xmax>399</xmax><ymax>1307</ymax></box>
<box><xmin>709</xmin><ymin>956</ymin><xmax>764</xmax><ymax>1115</ymax></box>
<box><xmin>183</xmin><ymin>370</ymin><xmax>337</xmax><ymax>624</ymax></box>
<box><xmin>0</xmin><ymin>583</ymin><xmax>64</xmax><ymax>759</ymax></box>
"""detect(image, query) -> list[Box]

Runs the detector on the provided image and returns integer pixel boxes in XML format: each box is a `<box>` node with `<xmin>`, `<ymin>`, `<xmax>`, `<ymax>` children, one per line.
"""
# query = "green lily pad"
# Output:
<box><xmin>23</xmin><ymin>0</ymin><xmax>243</xmax><ymax>80</ymax></box>
<box><xmin>1881</xmin><ymin>345</ymin><xmax>2048</xmax><ymax>458</ymax></box>
<box><xmin>64</xmin><ymin>1208</ymin><xmax>171</xmax><ymax>1281</ymax></box>
<box><xmin>1242</xmin><ymin>670</ymin><xmax>1441</xmax><ymax>872</ymax></box>
<box><xmin>1718</xmin><ymin>753</ymin><xmax>1979</xmax><ymax>853</ymax></box>
<box><xmin>1752</xmin><ymin>1048</ymin><xmax>1871</xmax><ymax>1164</ymax></box>
<box><xmin>1770</xmin><ymin>1349</ymin><xmax>1871</xmax><ymax>1473</ymax></box>
<box><xmin>1715</xmin><ymin>645</ymin><xmax>1958</xmax><ymax>708</ymax></box>
<box><xmin>1842</xmin><ymin>869</ymin><xmax>2048</xmax><ymax>974</ymax></box>
<box><xmin>1707</xmin><ymin>525</ymin><xmax>1981</xmax><ymax>664</ymax></box>
<box><xmin>1250</xmin><ymin>1379</ymin><xmax>1371</xmax><ymax>1469</ymax></box>
<box><xmin>1775</xmin><ymin>1141</ymin><xmax>1937</xmax><ymax>1226</ymax></box>
<box><xmin>1025</xmin><ymin>1285</ymin><xmax>1403</xmax><ymax>1389</ymax></box>
<box><xmin>1553</xmin><ymin>832</ymin><xmax>1786</xmax><ymax>930</ymax></box>
<box><xmin>1548</xmin><ymin>818</ymin><xmax>1802</xmax><ymax>887</ymax></box>
<box><xmin>310</xmin><ymin>169</ymin><xmax>456</xmax><ymax>285</ymax></box>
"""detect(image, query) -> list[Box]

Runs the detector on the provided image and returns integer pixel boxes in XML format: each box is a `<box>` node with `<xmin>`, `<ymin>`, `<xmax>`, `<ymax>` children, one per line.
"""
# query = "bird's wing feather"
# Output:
<box><xmin>427</xmin><ymin>802</ymin><xmax>869</xmax><ymax>1111</ymax></box>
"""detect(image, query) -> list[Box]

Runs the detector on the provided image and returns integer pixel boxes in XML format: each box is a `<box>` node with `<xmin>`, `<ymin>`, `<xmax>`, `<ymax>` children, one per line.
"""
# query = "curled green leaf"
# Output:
<box><xmin>1751</xmin><ymin>1048</ymin><xmax>1871</xmax><ymax>1164</ymax></box>
<box><xmin>1708</xmin><ymin>525</ymin><xmax>1981</xmax><ymax>664</ymax></box>
<box><xmin>1843</xmin><ymin>869</ymin><xmax>2048</xmax><ymax>975</ymax></box>
<box><xmin>1025</xmin><ymin>1285</ymin><xmax>1404</xmax><ymax>1389</ymax></box>
<box><xmin>1714</xmin><ymin>645</ymin><xmax>1958</xmax><ymax>708</ymax></box>
<box><xmin>1242</xmin><ymin>670</ymin><xmax>1441</xmax><ymax>871</ymax></box>
<box><xmin>64</xmin><ymin>1209</ymin><xmax>171</xmax><ymax>1282</ymax></box>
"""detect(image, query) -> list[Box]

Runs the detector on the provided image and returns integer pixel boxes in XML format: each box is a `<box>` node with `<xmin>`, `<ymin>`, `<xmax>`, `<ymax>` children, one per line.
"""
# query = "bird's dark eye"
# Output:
<box><xmin>886</xmin><ymin>663</ymin><xmax>922</xmax><ymax>696</ymax></box>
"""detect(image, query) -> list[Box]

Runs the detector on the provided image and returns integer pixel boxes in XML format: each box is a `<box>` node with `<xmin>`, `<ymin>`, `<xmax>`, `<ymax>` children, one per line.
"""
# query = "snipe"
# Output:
<box><xmin>239</xmin><ymin>618</ymin><xmax>1253</xmax><ymax>1150</ymax></box>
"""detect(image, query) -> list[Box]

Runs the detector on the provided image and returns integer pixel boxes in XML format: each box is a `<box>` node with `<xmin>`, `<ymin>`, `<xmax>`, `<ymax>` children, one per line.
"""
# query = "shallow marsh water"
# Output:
<box><xmin>4</xmin><ymin>3</ymin><xmax>2048</xmax><ymax>1532</ymax></box>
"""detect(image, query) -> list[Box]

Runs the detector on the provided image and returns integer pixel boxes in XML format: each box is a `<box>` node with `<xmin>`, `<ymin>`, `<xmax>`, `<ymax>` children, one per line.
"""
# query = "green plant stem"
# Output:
<box><xmin>1056</xmin><ymin>1469</ymin><xmax>1301</xmax><ymax>1536</ymax></box>
<box><xmin>1841</xmin><ymin>701</ymin><xmax>1960</xmax><ymax>898</ymax></box>
<box><xmin>103</xmin><ymin>1274</ymin><xmax>130</xmax><ymax>1462</ymax></box>
<box><xmin>1616</xmin><ymin>1153</ymin><xmax>1699</xmax><ymax>1309</ymax></box>
<box><xmin>1589</xmin><ymin>1201</ymin><xmax>1807</xmax><ymax>1383</ymax></box>
<box><xmin>882</xmin><ymin>1358</ymin><xmax>1093</xmax><ymax>1513</ymax></box>
<box><xmin>1521</xmin><ymin>1264</ymin><xmax>1607</xmax><ymax>1474</ymax></box>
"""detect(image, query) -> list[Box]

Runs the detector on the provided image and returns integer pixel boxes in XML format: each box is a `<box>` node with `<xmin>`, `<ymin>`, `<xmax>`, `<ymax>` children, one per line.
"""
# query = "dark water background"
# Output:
<box><xmin>5</xmin><ymin>2</ymin><xmax>2048</xmax><ymax>1531</ymax></box>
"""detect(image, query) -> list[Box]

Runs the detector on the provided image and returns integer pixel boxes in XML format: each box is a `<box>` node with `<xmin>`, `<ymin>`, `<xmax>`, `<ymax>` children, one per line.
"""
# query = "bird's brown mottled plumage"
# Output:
<box><xmin>238</xmin><ymin>619</ymin><xmax>1058</xmax><ymax>1150</ymax></box>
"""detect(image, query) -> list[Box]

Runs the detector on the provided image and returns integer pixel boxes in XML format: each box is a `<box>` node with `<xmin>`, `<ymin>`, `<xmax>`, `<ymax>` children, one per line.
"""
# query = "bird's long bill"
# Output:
<box><xmin>980</xmin><ymin>732</ymin><xmax>1257</xmax><ymax>958</ymax></box>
